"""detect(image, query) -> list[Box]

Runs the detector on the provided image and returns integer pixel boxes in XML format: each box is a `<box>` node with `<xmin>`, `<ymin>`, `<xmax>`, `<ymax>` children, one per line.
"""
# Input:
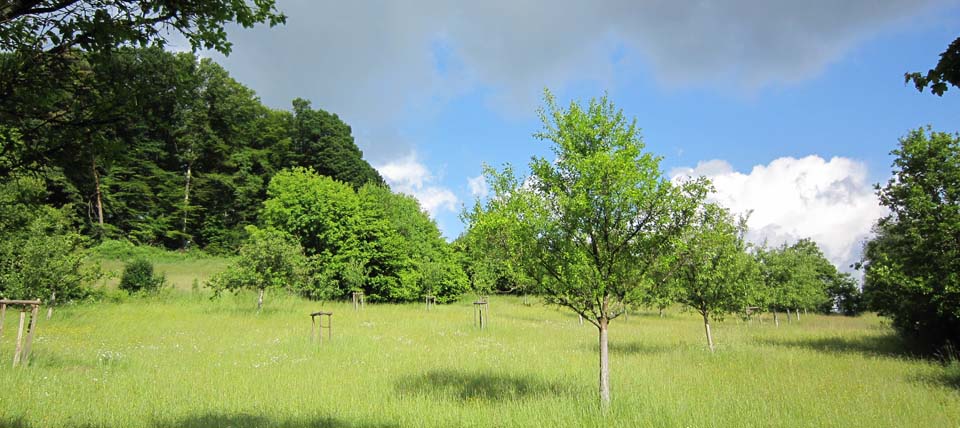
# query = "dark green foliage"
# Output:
<box><xmin>119</xmin><ymin>259</ymin><xmax>165</xmax><ymax>294</ymax></box>
<box><xmin>862</xmin><ymin>128</ymin><xmax>960</xmax><ymax>353</ymax></box>
<box><xmin>0</xmin><ymin>48</ymin><xmax>383</xmax><ymax>251</ymax></box>
<box><xmin>906</xmin><ymin>37</ymin><xmax>960</xmax><ymax>96</ymax></box>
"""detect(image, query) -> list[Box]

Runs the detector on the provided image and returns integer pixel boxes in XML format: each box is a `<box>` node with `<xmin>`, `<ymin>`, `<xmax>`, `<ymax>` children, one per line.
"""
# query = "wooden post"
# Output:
<box><xmin>12</xmin><ymin>310</ymin><xmax>25</xmax><ymax>367</ymax></box>
<box><xmin>425</xmin><ymin>295</ymin><xmax>435</xmax><ymax>310</ymax></box>
<box><xmin>310</xmin><ymin>311</ymin><xmax>333</xmax><ymax>344</ymax></box>
<box><xmin>578</xmin><ymin>314</ymin><xmax>583</xmax><ymax>325</ymax></box>
<box><xmin>0</xmin><ymin>302</ymin><xmax>6</xmax><ymax>345</ymax></box>
<box><xmin>352</xmin><ymin>292</ymin><xmax>364</xmax><ymax>311</ymax></box>
<box><xmin>47</xmin><ymin>291</ymin><xmax>55</xmax><ymax>320</ymax></box>
<box><xmin>473</xmin><ymin>300</ymin><xmax>488</xmax><ymax>329</ymax></box>
<box><xmin>22</xmin><ymin>304</ymin><xmax>39</xmax><ymax>364</ymax></box>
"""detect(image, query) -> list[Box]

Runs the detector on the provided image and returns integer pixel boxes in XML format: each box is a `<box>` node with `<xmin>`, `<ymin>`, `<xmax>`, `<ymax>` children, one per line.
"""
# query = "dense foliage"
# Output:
<box><xmin>863</xmin><ymin>128</ymin><xmax>960</xmax><ymax>353</ymax></box>
<box><xmin>0</xmin><ymin>174</ymin><xmax>99</xmax><ymax>302</ymax></box>
<box><xmin>262</xmin><ymin>168</ymin><xmax>467</xmax><ymax>303</ymax></box>
<box><xmin>1</xmin><ymin>47</ymin><xmax>384</xmax><ymax>251</ymax></box>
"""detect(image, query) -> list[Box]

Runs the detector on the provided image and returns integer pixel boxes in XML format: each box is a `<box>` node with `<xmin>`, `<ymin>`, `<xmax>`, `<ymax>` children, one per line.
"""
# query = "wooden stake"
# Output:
<box><xmin>23</xmin><ymin>304</ymin><xmax>38</xmax><ymax>364</ymax></box>
<box><xmin>0</xmin><ymin>303</ymin><xmax>6</xmax><ymax>344</ymax></box>
<box><xmin>12</xmin><ymin>310</ymin><xmax>25</xmax><ymax>367</ymax></box>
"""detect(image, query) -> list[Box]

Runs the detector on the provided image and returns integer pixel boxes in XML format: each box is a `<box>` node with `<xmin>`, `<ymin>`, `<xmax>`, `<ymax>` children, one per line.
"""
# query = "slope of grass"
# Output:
<box><xmin>88</xmin><ymin>240</ymin><xmax>231</xmax><ymax>291</ymax></box>
<box><xmin>0</xmin><ymin>292</ymin><xmax>957</xmax><ymax>427</ymax></box>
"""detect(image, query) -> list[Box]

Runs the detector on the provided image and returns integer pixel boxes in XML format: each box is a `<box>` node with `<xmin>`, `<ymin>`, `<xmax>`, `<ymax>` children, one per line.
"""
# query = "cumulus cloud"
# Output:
<box><xmin>207</xmin><ymin>1</ymin><xmax>938</xmax><ymax>159</ymax></box>
<box><xmin>467</xmin><ymin>175</ymin><xmax>488</xmax><ymax>199</ymax></box>
<box><xmin>376</xmin><ymin>154</ymin><xmax>458</xmax><ymax>217</ymax></box>
<box><xmin>670</xmin><ymin>156</ymin><xmax>887</xmax><ymax>270</ymax></box>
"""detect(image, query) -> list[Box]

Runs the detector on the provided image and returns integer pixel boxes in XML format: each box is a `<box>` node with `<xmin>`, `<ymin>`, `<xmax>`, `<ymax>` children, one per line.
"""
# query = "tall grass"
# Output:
<box><xmin>0</xmin><ymin>292</ymin><xmax>957</xmax><ymax>427</ymax></box>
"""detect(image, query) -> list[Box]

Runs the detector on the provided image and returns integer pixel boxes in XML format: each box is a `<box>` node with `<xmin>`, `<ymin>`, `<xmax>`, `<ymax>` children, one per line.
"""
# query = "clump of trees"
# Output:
<box><xmin>218</xmin><ymin>168</ymin><xmax>468</xmax><ymax>304</ymax></box>
<box><xmin>862</xmin><ymin>128</ymin><xmax>960</xmax><ymax>354</ymax></box>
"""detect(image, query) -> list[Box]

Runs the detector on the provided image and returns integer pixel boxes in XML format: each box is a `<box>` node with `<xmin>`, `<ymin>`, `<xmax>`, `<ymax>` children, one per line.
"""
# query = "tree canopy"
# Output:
<box><xmin>863</xmin><ymin>128</ymin><xmax>960</xmax><ymax>352</ymax></box>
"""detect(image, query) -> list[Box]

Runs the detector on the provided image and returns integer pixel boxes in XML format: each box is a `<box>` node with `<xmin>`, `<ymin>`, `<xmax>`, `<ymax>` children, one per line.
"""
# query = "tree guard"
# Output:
<box><xmin>1</xmin><ymin>299</ymin><xmax>41</xmax><ymax>367</ymax></box>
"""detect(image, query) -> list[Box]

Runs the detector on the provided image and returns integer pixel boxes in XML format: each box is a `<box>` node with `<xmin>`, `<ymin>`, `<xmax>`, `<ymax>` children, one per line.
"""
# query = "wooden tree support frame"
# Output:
<box><xmin>1</xmin><ymin>299</ymin><xmax>42</xmax><ymax>367</ymax></box>
<box><xmin>310</xmin><ymin>311</ymin><xmax>333</xmax><ymax>344</ymax></box>
<box><xmin>424</xmin><ymin>295</ymin><xmax>436</xmax><ymax>311</ymax></box>
<box><xmin>473</xmin><ymin>299</ymin><xmax>488</xmax><ymax>329</ymax></box>
<box><xmin>352</xmin><ymin>292</ymin><xmax>365</xmax><ymax>311</ymax></box>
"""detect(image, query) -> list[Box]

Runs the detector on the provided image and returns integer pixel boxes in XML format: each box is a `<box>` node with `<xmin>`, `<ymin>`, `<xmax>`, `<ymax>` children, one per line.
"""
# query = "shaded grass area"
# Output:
<box><xmin>0</xmin><ymin>293</ymin><xmax>958</xmax><ymax>427</ymax></box>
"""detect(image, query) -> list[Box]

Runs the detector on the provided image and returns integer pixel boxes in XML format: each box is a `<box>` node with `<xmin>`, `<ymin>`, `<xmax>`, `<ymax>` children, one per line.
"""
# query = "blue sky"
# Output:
<box><xmin>203</xmin><ymin>0</ymin><xmax>960</xmax><ymax>269</ymax></box>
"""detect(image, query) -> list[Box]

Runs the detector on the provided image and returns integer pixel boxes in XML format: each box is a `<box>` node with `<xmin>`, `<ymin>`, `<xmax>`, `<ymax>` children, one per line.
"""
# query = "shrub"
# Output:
<box><xmin>119</xmin><ymin>259</ymin><xmax>165</xmax><ymax>293</ymax></box>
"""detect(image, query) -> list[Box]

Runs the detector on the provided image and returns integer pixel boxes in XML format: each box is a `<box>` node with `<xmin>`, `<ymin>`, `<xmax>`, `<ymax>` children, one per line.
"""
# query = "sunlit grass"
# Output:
<box><xmin>0</xmin><ymin>291</ymin><xmax>957</xmax><ymax>427</ymax></box>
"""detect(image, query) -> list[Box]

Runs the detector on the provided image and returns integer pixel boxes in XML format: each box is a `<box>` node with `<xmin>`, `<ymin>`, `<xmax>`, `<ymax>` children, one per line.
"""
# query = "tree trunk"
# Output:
<box><xmin>92</xmin><ymin>156</ymin><xmax>104</xmax><ymax>228</ymax></box>
<box><xmin>796</xmin><ymin>309</ymin><xmax>800</xmax><ymax>321</ymax></box>
<box><xmin>659</xmin><ymin>307</ymin><xmax>664</xmax><ymax>318</ymax></box>
<box><xmin>181</xmin><ymin>163</ymin><xmax>192</xmax><ymax>249</ymax></box>
<box><xmin>703</xmin><ymin>312</ymin><xmax>715</xmax><ymax>352</ymax></box>
<box><xmin>774</xmin><ymin>310</ymin><xmax>780</xmax><ymax>327</ymax></box>
<box><xmin>46</xmin><ymin>290</ymin><xmax>55</xmax><ymax>319</ymax></box>
<box><xmin>598</xmin><ymin>316</ymin><xmax>611</xmax><ymax>407</ymax></box>
<box><xmin>257</xmin><ymin>288</ymin><xmax>264</xmax><ymax>312</ymax></box>
<box><xmin>786</xmin><ymin>308</ymin><xmax>792</xmax><ymax>323</ymax></box>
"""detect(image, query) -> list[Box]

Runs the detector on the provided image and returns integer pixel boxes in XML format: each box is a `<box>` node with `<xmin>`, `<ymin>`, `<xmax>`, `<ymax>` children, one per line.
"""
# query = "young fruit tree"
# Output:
<box><xmin>469</xmin><ymin>91</ymin><xmax>707</xmax><ymax>406</ymax></box>
<box><xmin>672</xmin><ymin>203</ymin><xmax>760</xmax><ymax>352</ymax></box>
<box><xmin>209</xmin><ymin>226</ymin><xmax>306</xmax><ymax>311</ymax></box>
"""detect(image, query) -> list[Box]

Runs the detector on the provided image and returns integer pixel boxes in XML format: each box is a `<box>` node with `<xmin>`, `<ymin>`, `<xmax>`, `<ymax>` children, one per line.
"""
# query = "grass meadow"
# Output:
<box><xmin>1</xmin><ymin>287</ymin><xmax>958</xmax><ymax>427</ymax></box>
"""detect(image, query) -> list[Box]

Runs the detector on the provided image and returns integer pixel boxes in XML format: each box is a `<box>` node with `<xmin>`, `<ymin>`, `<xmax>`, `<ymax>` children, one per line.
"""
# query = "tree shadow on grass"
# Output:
<box><xmin>0</xmin><ymin>414</ymin><xmax>396</xmax><ymax>428</ymax></box>
<box><xmin>756</xmin><ymin>334</ymin><xmax>914</xmax><ymax>359</ymax></box>
<box><xmin>395</xmin><ymin>369</ymin><xmax>575</xmax><ymax>402</ymax></box>
<box><xmin>151</xmin><ymin>413</ymin><xmax>398</xmax><ymax>428</ymax></box>
<box><xmin>588</xmin><ymin>341</ymin><xmax>677</xmax><ymax>355</ymax></box>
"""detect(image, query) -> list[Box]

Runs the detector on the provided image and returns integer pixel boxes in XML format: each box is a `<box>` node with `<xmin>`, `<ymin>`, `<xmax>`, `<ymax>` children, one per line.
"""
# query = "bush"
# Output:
<box><xmin>119</xmin><ymin>259</ymin><xmax>165</xmax><ymax>293</ymax></box>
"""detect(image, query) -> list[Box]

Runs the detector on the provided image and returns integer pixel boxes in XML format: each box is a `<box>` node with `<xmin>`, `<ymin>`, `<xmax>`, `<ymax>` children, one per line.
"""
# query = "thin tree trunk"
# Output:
<box><xmin>786</xmin><ymin>308</ymin><xmax>792</xmax><ymax>323</ymax></box>
<box><xmin>659</xmin><ymin>306</ymin><xmax>664</xmax><ymax>318</ymax></box>
<box><xmin>257</xmin><ymin>288</ymin><xmax>264</xmax><ymax>312</ymax></box>
<box><xmin>92</xmin><ymin>156</ymin><xmax>104</xmax><ymax>228</ymax></box>
<box><xmin>703</xmin><ymin>312</ymin><xmax>714</xmax><ymax>352</ymax></box>
<box><xmin>598</xmin><ymin>316</ymin><xmax>610</xmax><ymax>407</ymax></box>
<box><xmin>774</xmin><ymin>310</ymin><xmax>780</xmax><ymax>327</ymax></box>
<box><xmin>181</xmin><ymin>163</ymin><xmax>192</xmax><ymax>249</ymax></box>
<box><xmin>796</xmin><ymin>309</ymin><xmax>800</xmax><ymax>321</ymax></box>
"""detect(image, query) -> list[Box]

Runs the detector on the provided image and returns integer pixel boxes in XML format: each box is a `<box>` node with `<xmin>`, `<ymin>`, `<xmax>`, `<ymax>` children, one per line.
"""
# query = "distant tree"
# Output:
<box><xmin>822</xmin><ymin>272</ymin><xmax>864</xmax><ymax>316</ymax></box>
<box><xmin>118</xmin><ymin>259</ymin><xmax>165</xmax><ymax>294</ymax></box>
<box><xmin>758</xmin><ymin>239</ymin><xmax>831</xmax><ymax>324</ymax></box>
<box><xmin>208</xmin><ymin>226</ymin><xmax>306</xmax><ymax>311</ymax></box>
<box><xmin>472</xmin><ymin>91</ymin><xmax>707</xmax><ymax>406</ymax></box>
<box><xmin>906</xmin><ymin>37</ymin><xmax>960</xmax><ymax>96</ymax></box>
<box><xmin>673</xmin><ymin>204</ymin><xmax>760</xmax><ymax>351</ymax></box>
<box><xmin>862</xmin><ymin>128</ymin><xmax>960</xmax><ymax>352</ymax></box>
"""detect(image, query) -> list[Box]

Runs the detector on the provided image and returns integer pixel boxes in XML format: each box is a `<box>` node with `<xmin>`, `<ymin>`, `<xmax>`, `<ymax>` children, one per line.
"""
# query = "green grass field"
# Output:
<box><xmin>1</xmin><ymin>290</ymin><xmax>958</xmax><ymax>428</ymax></box>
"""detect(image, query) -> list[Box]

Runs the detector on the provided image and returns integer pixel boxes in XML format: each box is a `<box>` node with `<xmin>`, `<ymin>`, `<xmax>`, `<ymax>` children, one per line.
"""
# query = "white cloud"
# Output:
<box><xmin>376</xmin><ymin>154</ymin><xmax>458</xmax><ymax>217</ymax></box>
<box><xmin>467</xmin><ymin>175</ymin><xmax>488</xmax><ymax>199</ymax></box>
<box><xmin>671</xmin><ymin>156</ymin><xmax>887</xmax><ymax>270</ymax></box>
